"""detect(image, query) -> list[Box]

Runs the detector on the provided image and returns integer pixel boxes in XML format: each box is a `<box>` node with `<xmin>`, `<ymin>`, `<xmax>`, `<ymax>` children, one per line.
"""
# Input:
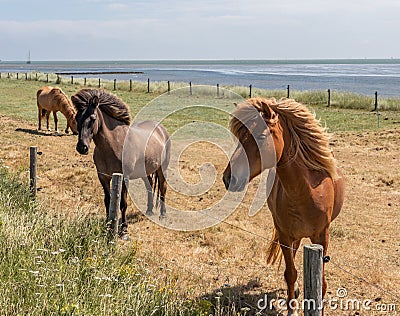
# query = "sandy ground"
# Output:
<box><xmin>0</xmin><ymin>115</ymin><xmax>399</xmax><ymax>315</ymax></box>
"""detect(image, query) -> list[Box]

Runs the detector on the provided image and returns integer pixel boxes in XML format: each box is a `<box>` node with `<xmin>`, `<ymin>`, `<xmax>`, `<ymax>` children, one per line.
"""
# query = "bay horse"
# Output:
<box><xmin>71</xmin><ymin>89</ymin><xmax>170</xmax><ymax>237</ymax></box>
<box><xmin>36</xmin><ymin>86</ymin><xmax>78</xmax><ymax>134</ymax></box>
<box><xmin>223</xmin><ymin>97</ymin><xmax>345</xmax><ymax>315</ymax></box>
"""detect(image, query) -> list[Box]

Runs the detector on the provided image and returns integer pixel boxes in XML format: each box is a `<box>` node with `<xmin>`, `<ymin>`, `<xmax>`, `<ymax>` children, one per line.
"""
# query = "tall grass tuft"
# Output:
<box><xmin>0</xmin><ymin>165</ymin><xmax>208</xmax><ymax>315</ymax></box>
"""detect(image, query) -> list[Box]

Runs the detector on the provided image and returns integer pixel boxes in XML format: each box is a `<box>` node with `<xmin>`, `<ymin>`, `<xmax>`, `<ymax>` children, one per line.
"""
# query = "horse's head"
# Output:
<box><xmin>223</xmin><ymin>98</ymin><xmax>284</xmax><ymax>192</ymax></box>
<box><xmin>72</xmin><ymin>94</ymin><xmax>100</xmax><ymax>155</ymax></box>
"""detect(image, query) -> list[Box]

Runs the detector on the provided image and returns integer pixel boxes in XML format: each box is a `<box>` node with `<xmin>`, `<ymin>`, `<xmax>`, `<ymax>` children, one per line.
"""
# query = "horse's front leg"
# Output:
<box><xmin>280</xmin><ymin>236</ymin><xmax>299</xmax><ymax>316</ymax></box>
<box><xmin>98</xmin><ymin>174</ymin><xmax>111</xmax><ymax>224</ymax></box>
<box><xmin>53</xmin><ymin>111</ymin><xmax>59</xmax><ymax>133</ymax></box>
<box><xmin>311</xmin><ymin>227</ymin><xmax>330</xmax><ymax>299</ymax></box>
<box><xmin>45</xmin><ymin>111</ymin><xmax>51</xmax><ymax>131</ymax></box>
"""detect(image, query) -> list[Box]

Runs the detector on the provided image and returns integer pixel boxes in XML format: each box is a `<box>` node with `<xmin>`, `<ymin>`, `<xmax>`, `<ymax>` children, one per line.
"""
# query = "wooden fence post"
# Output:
<box><xmin>327</xmin><ymin>89</ymin><xmax>331</xmax><ymax>107</ymax></box>
<box><xmin>84</xmin><ymin>78</ymin><xmax>87</xmax><ymax>86</ymax></box>
<box><xmin>16</xmin><ymin>73</ymin><xmax>19</xmax><ymax>80</ymax></box>
<box><xmin>98</xmin><ymin>78</ymin><xmax>101</xmax><ymax>88</ymax></box>
<box><xmin>29</xmin><ymin>146</ymin><xmax>38</xmax><ymax>197</ymax></box>
<box><xmin>189</xmin><ymin>81</ymin><xmax>192</xmax><ymax>95</ymax></box>
<box><xmin>25</xmin><ymin>73</ymin><xmax>28</xmax><ymax>80</ymax></box>
<box><xmin>373</xmin><ymin>91</ymin><xmax>378</xmax><ymax>111</ymax></box>
<box><xmin>147</xmin><ymin>78</ymin><xmax>150</xmax><ymax>93</ymax></box>
<box><xmin>35</xmin><ymin>73</ymin><xmax>38</xmax><ymax>81</ymax></box>
<box><xmin>71</xmin><ymin>76</ymin><xmax>74</xmax><ymax>84</ymax></box>
<box><xmin>303</xmin><ymin>244</ymin><xmax>323</xmax><ymax>316</ymax></box>
<box><xmin>109</xmin><ymin>173</ymin><xmax>123</xmax><ymax>237</ymax></box>
<box><xmin>217</xmin><ymin>83</ymin><xmax>220</xmax><ymax>97</ymax></box>
<box><xmin>167</xmin><ymin>81</ymin><xmax>170</xmax><ymax>95</ymax></box>
<box><xmin>46</xmin><ymin>74</ymin><xmax>49</xmax><ymax>83</ymax></box>
<box><xmin>129</xmin><ymin>79</ymin><xmax>132</xmax><ymax>92</ymax></box>
<box><xmin>249</xmin><ymin>84</ymin><xmax>252</xmax><ymax>98</ymax></box>
<box><xmin>287</xmin><ymin>84</ymin><xmax>290</xmax><ymax>98</ymax></box>
<box><xmin>113</xmin><ymin>79</ymin><xmax>117</xmax><ymax>90</ymax></box>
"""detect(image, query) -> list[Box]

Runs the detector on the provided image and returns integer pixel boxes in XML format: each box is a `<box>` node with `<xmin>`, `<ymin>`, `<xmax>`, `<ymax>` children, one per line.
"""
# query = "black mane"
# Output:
<box><xmin>72</xmin><ymin>89</ymin><xmax>131</xmax><ymax>125</ymax></box>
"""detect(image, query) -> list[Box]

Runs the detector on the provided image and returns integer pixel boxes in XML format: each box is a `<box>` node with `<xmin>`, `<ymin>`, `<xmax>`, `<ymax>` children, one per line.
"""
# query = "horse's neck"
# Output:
<box><xmin>93</xmin><ymin>112</ymin><xmax>128</xmax><ymax>158</ymax></box>
<box><xmin>275</xmin><ymin>126</ymin><xmax>310</xmax><ymax>196</ymax></box>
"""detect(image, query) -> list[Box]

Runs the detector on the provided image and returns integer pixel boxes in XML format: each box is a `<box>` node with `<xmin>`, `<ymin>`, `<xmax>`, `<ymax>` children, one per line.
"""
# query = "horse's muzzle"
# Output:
<box><xmin>76</xmin><ymin>142</ymin><xmax>89</xmax><ymax>155</ymax></box>
<box><xmin>223</xmin><ymin>167</ymin><xmax>247</xmax><ymax>192</ymax></box>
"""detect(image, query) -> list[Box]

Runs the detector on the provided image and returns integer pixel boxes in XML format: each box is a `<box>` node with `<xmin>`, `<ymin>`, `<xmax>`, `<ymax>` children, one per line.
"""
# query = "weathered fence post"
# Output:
<box><xmin>46</xmin><ymin>74</ymin><xmax>49</xmax><ymax>83</ymax></box>
<box><xmin>217</xmin><ymin>83</ymin><xmax>220</xmax><ymax>97</ymax></box>
<box><xmin>249</xmin><ymin>84</ymin><xmax>252</xmax><ymax>98</ymax></box>
<box><xmin>113</xmin><ymin>79</ymin><xmax>117</xmax><ymax>90</ymax></box>
<box><xmin>129</xmin><ymin>79</ymin><xmax>132</xmax><ymax>92</ymax></box>
<box><xmin>109</xmin><ymin>173</ymin><xmax>123</xmax><ymax>237</ymax></box>
<box><xmin>373</xmin><ymin>91</ymin><xmax>378</xmax><ymax>111</ymax></box>
<box><xmin>16</xmin><ymin>73</ymin><xmax>19</xmax><ymax>80</ymax></box>
<box><xmin>327</xmin><ymin>89</ymin><xmax>331</xmax><ymax>107</ymax></box>
<box><xmin>71</xmin><ymin>76</ymin><xmax>74</xmax><ymax>84</ymax></box>
<box><xmin>287</xmin><ymin>84</ymin><xmax>290</xmax><ymax>98</ymax></box>
<box><xmin>147</xmin><ymin>78</ymin><xmax>150</xmax><ymax>93</ymax></box>
<box><xmin>167</xmin><ymin>81</ymin><xmax>170</xmax><ymax>95</ymax></box>
<box><xmin>25</xmin><ymin>73</ymin><xmax>28</xmax><ymax>80</ymax></box>
<box><xmin>303</xmin><ymin>244</ymin><xmax>323</xmax><ymax>316</ymax></box>
<box><xmin>189</xmin><ymin>81</ymin><xmax>192</xmax><ymax>95</ymax></box>
<box><xmin>35</xmin><ymin>73</ymin><xmax>38</xmax><ymax>81</ymax></box>
<box><xmin>98</xmin><ymin>78</ymin><xmax>101</xmax><ymax>88</ymax></box>
<box><xmin>29</xmin><ymin>146</ymin><xmax>38</xmax><ymax>197</ymax></box>
<box><xmin>84</xmin><ymin>78</ymin><xmax>87</xmax><ymax>86</ymax></box>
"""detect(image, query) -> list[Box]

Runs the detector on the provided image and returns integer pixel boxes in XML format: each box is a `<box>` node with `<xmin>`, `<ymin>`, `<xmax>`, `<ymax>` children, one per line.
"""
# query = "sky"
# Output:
<box><xmin>0</xmin><ymin>0</ymin><xmax>399</xmax><ymax>61</ymax></box>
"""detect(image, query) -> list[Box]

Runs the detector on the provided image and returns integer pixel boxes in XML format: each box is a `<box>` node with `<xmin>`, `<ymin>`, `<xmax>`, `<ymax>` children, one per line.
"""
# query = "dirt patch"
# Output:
<box><xmin>1</xmin><ymin>115</ymin><xmax>399</xmax><ymax>315</ymax></box>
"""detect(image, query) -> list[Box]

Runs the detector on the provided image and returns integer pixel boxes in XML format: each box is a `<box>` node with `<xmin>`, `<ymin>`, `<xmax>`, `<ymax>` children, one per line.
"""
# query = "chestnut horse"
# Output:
<box><xmin>36</xmin><ymin>86</ymin><xmax>78</xmax><ymax>134</ymax></box>
<box><xmin>223</xmin><ymin>97</ymin><xmax>345</xmax><ymax>315</ymax></box>
<box><xmin>71</xmin><ymin>89</ymin><xmax>170</xmax><ymax>237</ymax></box>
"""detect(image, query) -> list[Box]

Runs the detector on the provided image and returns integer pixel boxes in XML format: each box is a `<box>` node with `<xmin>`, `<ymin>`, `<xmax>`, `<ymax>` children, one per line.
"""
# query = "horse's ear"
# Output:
<box><xmin>90</xmin><ymin>95</ymin><xmax>99</xmax><ymax>108</ymax></box>
<box><xmin>261</xmin><ymin>106</ymin><xmax>279</xmax><ymax>125</ymax></box>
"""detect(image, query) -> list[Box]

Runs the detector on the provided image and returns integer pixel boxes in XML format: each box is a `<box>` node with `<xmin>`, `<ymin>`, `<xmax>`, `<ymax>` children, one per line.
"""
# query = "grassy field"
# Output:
<box><xmin>0</xmin><ymin>76</ymin><xmax>399</xmax><ymax>315</ymax></box>
<box><xmin>1</xmin><ymin>73</ymin><xmax>400</xmax><ymax>133</ymax></box>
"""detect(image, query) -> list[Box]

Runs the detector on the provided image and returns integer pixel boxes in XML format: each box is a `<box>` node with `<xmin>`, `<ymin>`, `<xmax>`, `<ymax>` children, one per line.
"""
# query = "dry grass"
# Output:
<box><xmin>0</xmin><ymin>113</ymin><xmax>399</xmax><ymax>315</ymax></box>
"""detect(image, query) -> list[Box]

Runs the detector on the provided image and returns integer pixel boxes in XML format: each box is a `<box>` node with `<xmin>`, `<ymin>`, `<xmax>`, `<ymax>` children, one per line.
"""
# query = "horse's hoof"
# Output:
<box><xmin>159</xmin><ymin>214</ymin><xmax>167</xmax><ymax>221</ymax></box>
<box><xmin>294</xmin><ymin>282</ymin><xmax>300</xmax><ymax>299</ymax></box>
<box><xmin>145</xmin><ymin>210</ymin><xmax>154</xmax><ymax>216</ymax></box>
<box><xmin>120</xmin><ymin>233</ymin><xmax>130</xmax><ymax>241</ymax></box>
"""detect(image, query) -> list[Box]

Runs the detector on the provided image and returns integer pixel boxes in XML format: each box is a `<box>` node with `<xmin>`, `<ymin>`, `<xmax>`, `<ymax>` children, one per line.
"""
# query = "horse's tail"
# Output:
<box><xmin>266</xmin><ymin>228</ymin><xmax>283</xmax><ymax>267</ymax></box>
<box><xmin>151</xmin><ymin>171</ymin><xmax>161</xmax><ymax>208</ymax></box>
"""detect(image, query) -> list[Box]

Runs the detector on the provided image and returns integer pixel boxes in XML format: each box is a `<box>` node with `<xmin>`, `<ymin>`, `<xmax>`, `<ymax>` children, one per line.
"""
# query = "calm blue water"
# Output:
<box><xmin>1</xmin><ymin>59</ymin><xmax>400</xmax><ymax>97</ymax></box>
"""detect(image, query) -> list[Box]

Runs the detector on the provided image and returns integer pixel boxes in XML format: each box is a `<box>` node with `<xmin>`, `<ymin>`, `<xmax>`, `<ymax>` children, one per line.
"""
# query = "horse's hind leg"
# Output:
<box><xmin>37</xmin><ymin>106</ymin><xmax>41</xmax><ymax>130</ymax></box>
<box><xmin>144</xmin><ymin>175</ymin><xmax>154</xmax><ymax>216</ymax></box>
<box><xmin>157</xmin><ymin>167</ymin><xmax>167</xmax><ymax>219</ymax></box>
<box><xmin>53</xmin><ymin>111</ymin><xmax>59</xmax><ymax>132</ymax></box>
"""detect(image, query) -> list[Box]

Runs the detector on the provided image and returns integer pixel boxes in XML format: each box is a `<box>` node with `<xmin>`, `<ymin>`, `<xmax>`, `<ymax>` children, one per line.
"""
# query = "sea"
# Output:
<box><xmin>1</xmin><ymin>59</ymin><xmax>400</xmax><ymax>97</ymax></box>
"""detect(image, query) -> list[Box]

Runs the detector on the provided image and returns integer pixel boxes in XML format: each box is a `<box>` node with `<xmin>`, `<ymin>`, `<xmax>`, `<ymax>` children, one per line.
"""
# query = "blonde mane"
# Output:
<box><xmin>50</xmin><ymin>88</ymin><xmax>76</xmax><ymax>120</ymax></box>
<box><xmin>231</xmin><ymin>97</ymin><xmax>338</xmax><ymax>179</ymax></box>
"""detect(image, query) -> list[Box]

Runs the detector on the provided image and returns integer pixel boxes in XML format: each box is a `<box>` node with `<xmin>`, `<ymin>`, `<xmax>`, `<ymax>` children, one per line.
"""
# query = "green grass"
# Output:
<box><xmin>1</xmin><ymin>73</ymin><xmax>400</xmax><ymax>133</ymax></box>
<box><xmin>0</xmin><ymin>165</ymin><xmax>213</xmax><ymax>315</ymax></box>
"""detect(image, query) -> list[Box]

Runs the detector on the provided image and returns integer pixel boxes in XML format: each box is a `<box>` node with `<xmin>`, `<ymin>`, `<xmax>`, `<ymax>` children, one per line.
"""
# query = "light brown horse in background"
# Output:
<box><xmin>36</xmin><ymin>86</ymin><xmax>78</xmax><ymax>134</ymax></box>
<box><xmin>223</xmin><ymin>97</ymin><xmax>345</xmax><ymax>316</ymax></box>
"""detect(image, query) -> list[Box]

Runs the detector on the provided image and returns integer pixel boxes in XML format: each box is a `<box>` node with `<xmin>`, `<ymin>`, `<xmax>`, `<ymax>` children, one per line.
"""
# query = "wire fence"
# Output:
<box><xmin>2</xmin><ymin>71</ymin><xmax>400</xmax><ymax>112</ymax></box>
